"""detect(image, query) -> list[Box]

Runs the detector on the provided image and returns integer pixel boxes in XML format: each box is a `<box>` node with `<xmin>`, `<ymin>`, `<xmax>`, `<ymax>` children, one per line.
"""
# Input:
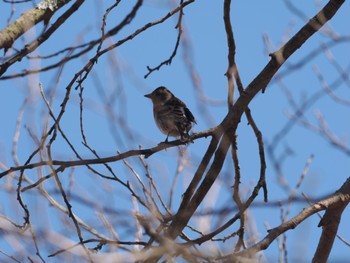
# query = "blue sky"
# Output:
<box><xmin>0</xmin><ymin>0</ymin><xmax>350</xmax><ymax>262</ymax></box>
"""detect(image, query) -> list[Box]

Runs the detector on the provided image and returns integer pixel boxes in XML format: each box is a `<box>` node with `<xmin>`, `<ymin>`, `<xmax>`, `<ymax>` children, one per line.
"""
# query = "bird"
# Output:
<box><xmin>145</xmin><ymin>86</ymin><xmax>196</xmax><ymax>142</ymax></box>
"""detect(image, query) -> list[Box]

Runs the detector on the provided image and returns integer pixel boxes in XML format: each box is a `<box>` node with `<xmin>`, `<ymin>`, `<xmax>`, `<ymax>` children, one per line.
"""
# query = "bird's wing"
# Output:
<box><xmin>167</xmin><ymin>97</ymin><xmax>196</xmax><ymax>124</ymax></box>
<box><xmin>184</xmin><ymin>107</ymin><xmax>196</xmax><ymax>124</ymax></box>
<box><xmin>158</xmin><ymin>104</ymin><xmax>187</xmax><ymax>122</ymax></box>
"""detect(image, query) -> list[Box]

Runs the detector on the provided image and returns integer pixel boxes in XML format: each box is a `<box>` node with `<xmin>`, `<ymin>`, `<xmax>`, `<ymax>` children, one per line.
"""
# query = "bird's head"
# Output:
<box><xmin>144</xmin><ymin>86</ymin><xmax>173</xmax><ymax>105</ymax></box>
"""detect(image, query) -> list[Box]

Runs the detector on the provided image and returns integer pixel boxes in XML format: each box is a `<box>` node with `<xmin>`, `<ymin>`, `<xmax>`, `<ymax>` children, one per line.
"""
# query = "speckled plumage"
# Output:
<box><xmin>145</xmin><ymin>86</ymin><xmax>196</xmax><ymax>142</ymax></box>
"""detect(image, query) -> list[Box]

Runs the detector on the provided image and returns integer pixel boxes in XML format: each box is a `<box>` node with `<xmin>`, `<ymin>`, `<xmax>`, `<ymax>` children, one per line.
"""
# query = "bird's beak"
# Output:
<box><xmin>144</xmin><ymin>93</ymin><xmax>152</xmax><ymax>99</ymax></box>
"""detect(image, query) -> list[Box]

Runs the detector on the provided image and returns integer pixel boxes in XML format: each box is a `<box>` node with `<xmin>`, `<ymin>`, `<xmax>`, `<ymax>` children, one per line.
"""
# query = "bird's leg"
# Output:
<box><xmin>164</xmin><ymin>133</ymin><xmax>170</xmax><ymax>143</ymax></box>
<box><xmin>183</xmin><ymin>132</ymin><xmax>194</xmax><ymax>144</ymax></box>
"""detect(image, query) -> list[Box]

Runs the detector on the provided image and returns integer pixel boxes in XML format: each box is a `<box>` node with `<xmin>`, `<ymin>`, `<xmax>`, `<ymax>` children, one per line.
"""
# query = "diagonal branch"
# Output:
<box><xmin>225</xmin><ymin>177</ymin><xmax>350</xmax><ymax>260</ymax></box>
<box><xmin>0</xmin><ymin>0</ymin><xmax>72</xmax><ymax>51</ymax></box>
<box><xmin>0</xmin><ymin>0</ymin><xmax>85</xmax><ymax>77</ymax></box>
<box><xmin>312</xmin><ymin>177</ymin><xmax>350</xmax><ymax>263</ymax></box>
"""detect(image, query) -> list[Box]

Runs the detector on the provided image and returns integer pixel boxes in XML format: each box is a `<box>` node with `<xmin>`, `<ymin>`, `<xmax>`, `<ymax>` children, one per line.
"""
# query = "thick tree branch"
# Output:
<box><xmin>0</xmin><ymin>0</ymin><xmax>85</xmax><ymax>77</ymax></box>
<box><xmin>262</xmin><ymin>0</ymin><xmax>345</xmax><ymax>92</ymax></box>
<box><xmin>0</xmin><ymin>0</ymin><xmax>71</xmax><ymax>51</ymax></box>
<box><xmin>224</xmin><ymin>177</ymin><xmax>350</xmax><ymax>260</ymax></box>
<box><xmin>312</xmin><ymin>177</ymin><xmax>350</xmax><ymax>263</ymax></box>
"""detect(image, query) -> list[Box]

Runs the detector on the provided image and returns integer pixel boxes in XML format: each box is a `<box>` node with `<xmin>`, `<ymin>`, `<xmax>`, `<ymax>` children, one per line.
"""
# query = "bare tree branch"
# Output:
<box><xmin>0</xmin><ymin>0</ymin><xmax>72</xmax><ymax>51</ymax></box>
<box><xmin>225</xmin><ymin>177</ymin><xmax>350</xmax><ymax>260</ymax></box>
<box><xmin>312</xmin><ymin>178</ymin><xmax>350</xmax><ymax>263</ymax></box>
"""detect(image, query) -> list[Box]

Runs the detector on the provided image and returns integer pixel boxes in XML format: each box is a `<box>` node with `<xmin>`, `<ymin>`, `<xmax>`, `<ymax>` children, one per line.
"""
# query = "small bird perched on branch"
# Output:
<box><xmin>145</xmin><ymin>86</ymin><xmax>196</xmax><ymax>142</ymax></box>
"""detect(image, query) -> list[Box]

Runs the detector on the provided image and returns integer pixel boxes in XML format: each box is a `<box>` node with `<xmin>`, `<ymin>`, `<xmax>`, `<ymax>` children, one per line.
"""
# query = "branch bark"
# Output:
<box><xmin>223</xmin><ymin>177</ymin><xmax>350</xmax><ymax>261</ymax></box>
<box><xmin>0</xmin><ymin>0</ymin><xmax>85</xmax><ymax>77</ymax></box>
<box><xmin>0</xmin><ymin>0</ymin><xmax>71</xmax><ymax>51</ymax></box>
<box><xmin>312</xmin><ymin>177</ymin><xmax>350</xmax><ymax>263</ymax></box>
